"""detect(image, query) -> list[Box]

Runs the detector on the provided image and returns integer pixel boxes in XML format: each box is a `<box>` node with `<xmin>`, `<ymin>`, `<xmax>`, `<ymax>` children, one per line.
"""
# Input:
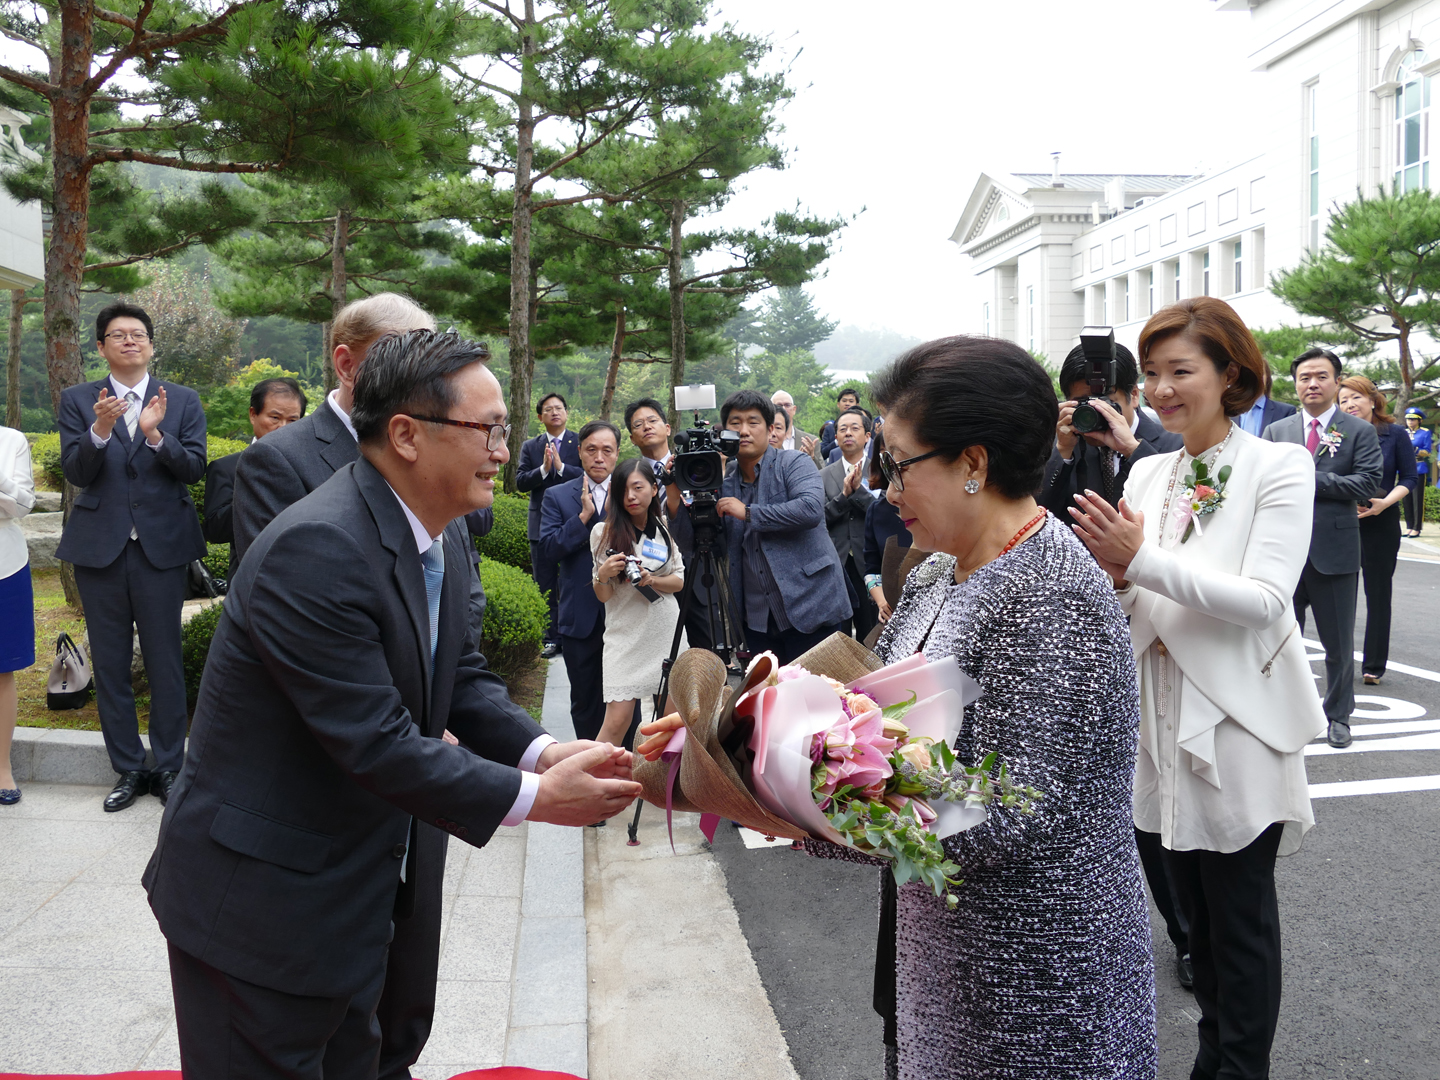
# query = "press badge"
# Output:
<box><xmin>640</xmin><ymin>536</ymin><xmax>668</xmax><ymax>566</ymax></box>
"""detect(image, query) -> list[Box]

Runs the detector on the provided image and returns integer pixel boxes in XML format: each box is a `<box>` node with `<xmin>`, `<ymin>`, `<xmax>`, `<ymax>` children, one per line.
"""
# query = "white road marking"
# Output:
<box><xmin>1306</xmin><ymin>730</ymin><xmax>1440</xmax><ymax>756</ymax></box>
<box><xmin>1347</xmin><ymin>718</ymin><xmax>1440</xmax><ymax>736</ymax></box>
<box><xmin>738</xmin><ymin>828</ymin><xmax>792</xmax><ymax>850</ymax></box>
<box><xmin>1352</xmin><ymin>695</ymin><xmax>1428</xmax><ymax>720</ymax></box>
<box><xmin>1310</xmin><ymin>775</ymin><xmax>1440</xmax><ymax>799</ymax></box>
<box><xmin>1303</xmin><ymin>639</ymin><xmax>1440</xmax><ymax>685</ymax></box>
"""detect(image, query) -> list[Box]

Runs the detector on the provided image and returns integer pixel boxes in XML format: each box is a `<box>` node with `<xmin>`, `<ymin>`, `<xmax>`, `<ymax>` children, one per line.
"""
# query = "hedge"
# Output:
<box><xmin>1427</xmin><ymin>483</ymin><xmax>1439</xmax><ymax>523</ymax></box>
<box><xmin>182</xmin><ymin>599</ymin><xmax>225</xmax><ymax>711</ymax></box>
<box><xmin>202</xmin><ymin>543</ymin><xmax>230</xmax><ymax>583</ymax></box>
<box><xmin>478</xmin><ymin>556</ymin><xmax>547</xmax><ymax>683</ymax></box>
<box><xmin>474</xmin><ymin>491</ymin><xmax>532</xmax><ymax>573</ymax></box>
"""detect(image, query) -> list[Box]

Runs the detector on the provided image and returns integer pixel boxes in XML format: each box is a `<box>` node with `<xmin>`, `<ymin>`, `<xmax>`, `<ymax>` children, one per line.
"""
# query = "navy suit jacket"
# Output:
<box><xmin>143</xmin><ymin>457</ymin><xmax>542</xmax><ymax>999</ymax></box>
<box><xmin>675</xmin><ymin>447</ymin><xmax>851</xmax><ymax>635</ymax></box>
<box><xmin>539</xmin><ymin>476</ymin><xmax>606</xmax><ymax>640</ymax></box>
<box><xmin>56</xmin><ymin>376</ymin><xmax>207</xmax><ymax>570</ymax></box>
<box><xmin>202</xmin><ymin>451</ymin><xmax>240</xmax><ymax>577</ymax></box>
<box><xmin>1264</xmin><ymin>408</ymin><xmax>1384</xmax><ymax>575</ymax></box>
<box><xmin>1260</xmin><ymin>396</ymin><xmax>1297</xmax><ymax>432</ymax></box>
<box><xmin>516</xmin><ymin>430</ymin><xmax>581</xmax><ymax>540</ymax></box>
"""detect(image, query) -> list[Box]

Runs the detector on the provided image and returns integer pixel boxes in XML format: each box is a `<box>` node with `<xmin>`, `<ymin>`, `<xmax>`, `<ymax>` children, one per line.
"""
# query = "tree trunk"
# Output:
<box><xmin>320</xmin><ymin>320</ymin><xmax>333</xmax><ymax>389</ymax></box>
<box><xmin>502</xmin><ymin>0</ymin><xmax>538</xmax><ymax>493</ymax></box>
<box><xmin>1394</xmin><ymin>322</ymin><xmax>1413</xmax><ymax>416</ymax></box>
<box><xmin>6</xmin><ymin>290</ymin><xmax>23</xmax><ymax>430</ymax></box>
<box><xmin>322</xmin><ymin>208</ymin><xmax>349</xmax><ymax>392</ymax></box>
<box><xmin>666</xmin><ymin>198</ymin><xmax>687</xmax><ymax>430</ymax></box>
<box><xmin>600</xmin><ymin>305</ymin><xmax>626</xmax><ymax>421</ymax></box>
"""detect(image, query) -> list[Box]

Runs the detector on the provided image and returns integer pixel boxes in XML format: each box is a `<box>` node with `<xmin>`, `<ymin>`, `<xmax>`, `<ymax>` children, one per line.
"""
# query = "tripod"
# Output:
<box><xmin>625</xmin><ymin>503</ymin><xmax>744</xmax><ymax>845</ymax></box>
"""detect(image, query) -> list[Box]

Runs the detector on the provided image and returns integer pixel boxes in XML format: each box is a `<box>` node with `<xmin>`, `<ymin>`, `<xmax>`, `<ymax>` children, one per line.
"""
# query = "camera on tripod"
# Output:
<box><xmin>661</xmin><ymin>385</ymin><xmax>739</xmax><ymax>526</ymax></box>
<box><xmin>1071</xmin><ymin>326</ymin><xmax>1119</xmax><ymax>435</ymax></box>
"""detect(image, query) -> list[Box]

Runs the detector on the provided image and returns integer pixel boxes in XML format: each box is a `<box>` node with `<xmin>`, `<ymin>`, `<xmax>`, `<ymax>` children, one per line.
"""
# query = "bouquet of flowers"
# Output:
<box><xmin>635</xmin><ymin>635</ymin><xmax>1041</xmax><ymax>906</ymax></box>
<box><xmin>1172</xmin><ymin>457</ymin><xmax>1232</xmax><ymax>543</ymax></box>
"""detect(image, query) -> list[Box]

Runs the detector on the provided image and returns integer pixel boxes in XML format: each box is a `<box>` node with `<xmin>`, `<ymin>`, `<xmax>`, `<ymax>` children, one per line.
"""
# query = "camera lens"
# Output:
<box><xmin>1072</xmin><ymin>399</ymin><xmax>1106</xmax><ymax>434</ymax></box>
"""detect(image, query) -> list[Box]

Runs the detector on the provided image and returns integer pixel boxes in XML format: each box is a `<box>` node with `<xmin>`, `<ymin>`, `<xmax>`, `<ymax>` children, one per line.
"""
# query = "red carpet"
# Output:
<box><xmin>0</xmin><ymin>1071</ymin><xmax>582</xmax><ymax>1080</ymax></box>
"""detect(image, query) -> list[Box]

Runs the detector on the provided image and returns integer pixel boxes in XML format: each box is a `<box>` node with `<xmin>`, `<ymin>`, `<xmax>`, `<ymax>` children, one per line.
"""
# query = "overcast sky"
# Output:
<box><xmin>705</xmin><ymin>0</ymin><xmax>1267</xmax><ymax>341</ymax></box>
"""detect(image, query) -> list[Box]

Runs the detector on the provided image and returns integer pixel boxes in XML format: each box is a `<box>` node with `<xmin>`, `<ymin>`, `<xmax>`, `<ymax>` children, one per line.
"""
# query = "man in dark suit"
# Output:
<box><xmin>819</xmin><ymin>386</ymin><xmax>862</xmax><ymax>462</ymax></box>
<box><xmin>770</xmin><ymin>389</ymin><xmax>825</xmax><ymax>467</ymax></box>
<box><xmin>143</xmin><ymin>329</ymin><xmax>637</xmax><ymax>1078</ymax></box>
<box><xmin>515</xmin><ymin>392</ymin><xmax>580</xmax><ymax>659</ymax></box>
<box><xmin>539</xmin><ymin>420</ymin><xmax>619</xmax><ymax>742</ymax></box>
<box><xmin>822</xmin><ymin>407</ymin><xmax>877</xmax><ymax>641</ymax></box>
<box><xmin>227</xmin><ymin>294</ymin><xmax>488</xmax><ymax>1080</ymax></box>
<box><xmin>56</xmin><ymin>302</ymin><xmax>208</xmax><ymax>813</ymax></box>
<box><xmin>202</xmin><ymin>377</ymin><xmax>307</xmax><ymax>578</ymax></box>
<box><xmin>1265</xmin><ymin>348</ymin><xmax>1383</xmax><ymax>748</ymax></box>
<box><xmin>675</xmin><ymin>390</ymin><xmax>850</xmax><ymax>665</ymax></box>
<box><xmin>1041</xmin><ymin>342</ymin><xmax>1185</xmax><ymax>515</ymax></box>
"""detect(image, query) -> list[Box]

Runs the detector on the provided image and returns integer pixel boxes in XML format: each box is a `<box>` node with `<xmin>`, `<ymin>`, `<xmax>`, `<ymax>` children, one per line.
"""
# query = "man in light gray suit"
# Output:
<box><xmin>1264</xmin><ymin>348</ymin><xmax>1383</xmax><ymax>748</ymax></box>
<box><xmin>822</xmin><ymin>406</ymin><xmax>877</xmax><ymax>641</ymax></box>
<box><xmin>144</xmin><ymin>330</ymin><xmax>638</xmax><ymax>1078</ymax></box>
<box><xmin>674</xmin><ymin>389</ymin><xmax>850</xmax><ymax>665</ymax></box>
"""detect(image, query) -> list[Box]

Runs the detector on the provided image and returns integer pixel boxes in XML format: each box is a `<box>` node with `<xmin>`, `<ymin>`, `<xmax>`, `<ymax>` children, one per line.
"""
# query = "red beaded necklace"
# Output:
<box><xmin>999</xmin><ymin>507</ymin><xmax>1048</xmax><ymax>557</ymax></box>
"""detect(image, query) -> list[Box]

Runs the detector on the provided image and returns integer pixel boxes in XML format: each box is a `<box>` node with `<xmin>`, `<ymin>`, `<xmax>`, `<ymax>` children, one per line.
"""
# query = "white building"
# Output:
<box><xmin>952</xmin><ymin>0</ymin><xmax>1440</xmax><ymax>366</ymax></box>
<box><xmin>0</xmin><ymin>104</ymin><xmax>43</xmax><ymax>292</ymax></box>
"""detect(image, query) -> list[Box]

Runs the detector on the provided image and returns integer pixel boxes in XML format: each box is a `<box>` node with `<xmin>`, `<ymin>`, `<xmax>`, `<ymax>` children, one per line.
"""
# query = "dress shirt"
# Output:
<box><xmin>89</xmin><ymin>372</ymin><xmax>165</xmax><ymax>450</ymax></box>
<box><xmin>539</xmin><ymin>430</ymin><xmax>569</xmax><ymax>478</ymax></box>
<box><xmin>1300</xmin><ymin>403</ymin><xmax>1338</xmax><ymax>447</ymax></box>
<box><xmin>328</xmin><ymin>389</ymin><xmax>358</xmax><ymax>443</ymax></box>
<box><xmin>383</xmin><ymin>481</ymin><xmax>554</xmax><ymax>827</ymax></box>
<box><xmin>585</xmin><ymin>474</ymin><xmax>610</xmax><ymax>510</ymax></box>
<box><xmin>0</xmin><ymin>427</ymin><xmax>37</xmax><ymax>579</ymax></box>
<box><xmin>781</xmin><ymin>431</ymin><xmax>795</xmax><ymax>452</ymax></box>
<box><xmin>1237</xmin><ymin>395</ymin><xmax>1268</xmax><ymax>438</ymax></box>
<box><xmin>735</xmin><ymin>465</ymin><xmax>791</xmax><ymax>633</ymax></box>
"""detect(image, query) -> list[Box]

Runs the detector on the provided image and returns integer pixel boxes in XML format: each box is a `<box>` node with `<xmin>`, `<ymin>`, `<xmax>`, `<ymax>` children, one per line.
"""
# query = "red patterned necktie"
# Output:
<box><xmin>1306</xmin><ymin>418</ymin><xmax>1321</xmax><ymax>454</ymax></box>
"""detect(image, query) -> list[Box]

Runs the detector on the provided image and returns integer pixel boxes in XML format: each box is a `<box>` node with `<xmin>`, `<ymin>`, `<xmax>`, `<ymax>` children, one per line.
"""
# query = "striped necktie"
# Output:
<box><xmin>124</xmin><ymin>391</ymin><xmax>140</xmax><ymax>440</ymax></box>
<box><xmin>421</xmin><ymin>539</ymin><xmax>444</xmax><ymax>674</ymax></box>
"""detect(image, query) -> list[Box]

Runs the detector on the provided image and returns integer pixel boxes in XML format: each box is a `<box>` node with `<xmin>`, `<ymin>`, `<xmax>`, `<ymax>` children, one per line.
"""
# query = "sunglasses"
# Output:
<box><xmin>408</xmin><ymin>415</ymin><xmax>511</xmax><ymax>451</ymax></box>
<box><xmin>876</xmin><ymin>448</ymin><xmax>943</xmax><ymax>492</ymax></box>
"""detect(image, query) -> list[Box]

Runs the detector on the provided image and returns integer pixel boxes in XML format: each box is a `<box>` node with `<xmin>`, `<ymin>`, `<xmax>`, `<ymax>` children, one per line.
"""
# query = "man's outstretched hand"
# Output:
<box><xmin>527</xmin><ymin>743</ymin><xmax>641</xmax><ymax>826</ymax></box>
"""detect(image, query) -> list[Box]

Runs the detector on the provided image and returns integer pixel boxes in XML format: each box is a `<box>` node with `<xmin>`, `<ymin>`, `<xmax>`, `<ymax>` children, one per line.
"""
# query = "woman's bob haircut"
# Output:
<box><xmin>1137</xmin><ymin>297</ymin><xmax>1267</xmax><ymax>418</ymax></box>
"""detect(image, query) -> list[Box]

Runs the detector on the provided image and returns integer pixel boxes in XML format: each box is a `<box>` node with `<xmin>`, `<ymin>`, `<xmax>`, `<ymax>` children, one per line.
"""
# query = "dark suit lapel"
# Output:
<box><xmin>354</xmin><ymin>457</ymin><xmax>433</xmax><ymax>717</ymax></box>
<box><xmin>314</xmin><ymin>399</ymin><xmax>360</xmax><ymax>473</ymax></box>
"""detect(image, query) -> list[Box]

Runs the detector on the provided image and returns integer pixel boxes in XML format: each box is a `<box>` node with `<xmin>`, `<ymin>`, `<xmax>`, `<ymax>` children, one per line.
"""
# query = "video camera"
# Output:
<box><xmin>661</xmin><ymin>385</ymin><xmax>739</xmax><ymax>532</ymax></box>
<box><xmin>1070</xmin><ymin>326</ymin><xmax>1119</xmax><ymax>435</ymax></box>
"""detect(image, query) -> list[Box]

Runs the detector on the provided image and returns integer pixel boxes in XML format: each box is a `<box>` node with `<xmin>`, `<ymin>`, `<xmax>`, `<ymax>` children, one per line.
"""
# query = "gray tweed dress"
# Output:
<box><xmin>861</xmin><ymin>516</ymin><xmax>1157</xmax><ymax>1079</ymax></box>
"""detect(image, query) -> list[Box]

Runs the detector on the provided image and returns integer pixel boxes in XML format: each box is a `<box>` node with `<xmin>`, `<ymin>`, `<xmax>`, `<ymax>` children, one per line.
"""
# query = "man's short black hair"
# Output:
<box><xmin>720</xmin><ymin>389</ymin><xmax>775</xmax><ymax>428</ymax></box>
<box><xmin>1291</xmin><ymin>347</ymin><xmax>1342</xmax><ymax>379</ymax></box>
<box><xmin>1058</xmin><ymin>342</ymin><xmax>1139</xmax><ymax>396</ymax></box>
<box><xmin>837</xmin><ymin>386</ymin><xmax>862</xmax><ymax>403</ymax></box>
<box><xmin>250</xmin><ymin>377</ymin><xmax>308</xmax><ymax>417</ymax></box>
<box><xmin>837</xmin><ymin>406</ymin><xmax>872</xmax><ymax>434</ymax></box>
<box><xmin>774</xmin><ymin>406</ymin><xmax>792</xmax><ymax>432</ymax></box>
<box><xmin>352</xmin><ymin>330</ymin><xmax>491</xmax><ymax>445</ymax></box>
<box><xmin>536</xmin><ymin>392</ymin><xmax>567</xmax><ymax>417</ymax></box>
<box><xmin>96</xmin><ymin>302</ymin><xmax>154</xmax><ymax>344</ymax></box>
<box><xmin>623</xmin><ymin>397</ymin><xmax>668</xmax><ymax>431</ymax></box>
<box><xmin>577</xmin><ymin>419</ymin><xmax>620</xmax><ymax>448</ymax></box>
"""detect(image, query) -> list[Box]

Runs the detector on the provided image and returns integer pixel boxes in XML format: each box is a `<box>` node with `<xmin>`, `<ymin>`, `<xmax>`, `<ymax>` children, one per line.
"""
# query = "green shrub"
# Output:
<box><xmin>191</xmin><ymin>435</ymin><xmax>248</xmax><ymax>520</ymax></box>
<box><xmin>32</xmin><ymin>431</ymin><xmax>61</xmax><ymax>489</ymax></box>
<box><xmin>182</xmin><ymin>599</ymin><xmax>225</xmax><ymax>710</ymax></box>
<box><xmin>478</xmin><ymin>557</ymin><xmax>547</xmax><ymax>682</ymax></box>
<box><xmin>474</xmin><ymin>492</ymin><xmax>532</xmax><ymax>573</ymax></box>
<box><xmin>1426</xmin><ymin>483</ymin><xmax>1439</xmax><ymax>523</ymax></box>
<box><xmin>202</xmin><ymin>543</ymin><xmax>230</xmax><ymax>582</ymax></box>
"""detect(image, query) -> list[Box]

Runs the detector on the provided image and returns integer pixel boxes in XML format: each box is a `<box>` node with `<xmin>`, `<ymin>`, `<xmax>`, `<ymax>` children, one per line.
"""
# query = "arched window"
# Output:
<box><xmin>1395</xmin><ymin>50</ymin><xmax>1432</xmax><ymax>192</ymax></box>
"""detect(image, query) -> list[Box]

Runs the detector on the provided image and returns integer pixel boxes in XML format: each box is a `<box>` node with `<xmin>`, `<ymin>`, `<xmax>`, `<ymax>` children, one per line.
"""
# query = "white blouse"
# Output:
<box><xmin>1121</xmin><ymin>434</ymin><xmax>1315</xmax><ymax>857</ymax></box>
<box><xmin>0</xmin><ymin>427</ymin><xmax>37</xmax><ymax>580</ymax></box>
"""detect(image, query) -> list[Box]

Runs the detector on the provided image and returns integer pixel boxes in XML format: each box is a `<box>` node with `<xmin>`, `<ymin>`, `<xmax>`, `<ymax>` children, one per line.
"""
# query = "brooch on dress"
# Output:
<box><xmin>1316</xmin><ymin>425</ymin><xmax>1346</xmax><ymax>458</ymax></box>
<box><xmin>1170</xmin><ymin>459</ymin><xmax>1232</xmax><ymax>543</ymax></box>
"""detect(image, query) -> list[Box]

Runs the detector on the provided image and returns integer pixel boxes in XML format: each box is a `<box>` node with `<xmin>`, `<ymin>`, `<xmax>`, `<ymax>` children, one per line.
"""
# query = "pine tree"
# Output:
<box><xmin>748</xmin><ymin>287</ymin><xmax>837</xmax><ymax>354</ymax></box>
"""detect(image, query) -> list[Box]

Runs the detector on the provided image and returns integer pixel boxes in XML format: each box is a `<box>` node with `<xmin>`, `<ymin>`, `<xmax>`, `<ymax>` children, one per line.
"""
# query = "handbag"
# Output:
<box><xmin>46</xmin><ymin>632</ymin><xmax>93</xmax><ymax>710</ymax></box>
<box><xmin>187</xmin><ymin>558</ymin><xmax>224</xmax><ymax>599</ymax></box>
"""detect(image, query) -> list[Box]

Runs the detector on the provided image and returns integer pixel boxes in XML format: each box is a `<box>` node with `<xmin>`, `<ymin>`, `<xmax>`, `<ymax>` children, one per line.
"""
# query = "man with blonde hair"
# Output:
<box><xmin>230</xmin><ymin>292</ymin><xmax>489</xmax><ymax>1080</ymax></box>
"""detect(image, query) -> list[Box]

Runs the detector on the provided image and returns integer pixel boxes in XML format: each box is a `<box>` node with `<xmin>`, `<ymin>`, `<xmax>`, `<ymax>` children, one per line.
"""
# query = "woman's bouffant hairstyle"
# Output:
<box><xmin>869</xmin><ymin>336</ymin><xmax>1058</xmax><ymax>500</ymax></box>
<box><xmin>1137</xmin><ymin>298</ymin><xmax>1266</xmax><ymax>417</ymax></box>
<box><xmin>600</xmin><ymin>457</ymin><xmax>666</xmax><ymax>559</ymax></box>
<box><xmin>1340</xmin><ymin>375</ymin><xmax>1395</xmax><ymax>428</ymax></box>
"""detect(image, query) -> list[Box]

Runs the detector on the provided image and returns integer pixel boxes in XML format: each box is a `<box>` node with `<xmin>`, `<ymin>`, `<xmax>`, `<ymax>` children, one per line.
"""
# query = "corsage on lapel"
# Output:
<box><xmin>1170</xmin><ymin>459</ymin><xmax>1232</xmax><ymax>544</ymax></box>
<box><xmin>1316</xmin><ymin>424</ymin><xmax>1346</xmax><ymax>458</ymax></box>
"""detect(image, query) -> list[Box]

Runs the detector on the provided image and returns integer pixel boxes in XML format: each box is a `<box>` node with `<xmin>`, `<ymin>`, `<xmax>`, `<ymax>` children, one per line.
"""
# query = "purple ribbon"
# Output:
<box><xmin>662</xmin><ymin>728</ymin><xmax>687</xmax><ymax>853</ymax></box>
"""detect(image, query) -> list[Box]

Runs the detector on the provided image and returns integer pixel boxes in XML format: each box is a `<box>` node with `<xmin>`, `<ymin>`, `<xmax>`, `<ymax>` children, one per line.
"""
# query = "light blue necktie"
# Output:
<box><xmin>421</xmin><ymin>538</ymin><xmax>444</xmax><ymax>675</ymax></box>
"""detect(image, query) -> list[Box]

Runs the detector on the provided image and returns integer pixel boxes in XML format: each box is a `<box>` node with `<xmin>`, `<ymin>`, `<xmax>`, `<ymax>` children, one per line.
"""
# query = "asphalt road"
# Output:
<box><xmin>710</xmin><ymin>553</ymin><xmax>1440</xmax><ymax>1080</ymax></box>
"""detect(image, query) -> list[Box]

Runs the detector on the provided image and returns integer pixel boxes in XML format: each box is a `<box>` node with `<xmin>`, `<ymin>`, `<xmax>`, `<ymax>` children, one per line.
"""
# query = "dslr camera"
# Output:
<box><xmin>661</xmin><ymin>384</ymin><xmax>739</xmax><ymax>533</ymax></box>
<box><xmin>604</xmin><ymin>548</ymin><xmax>659</xmax><ymax>603</ymax></box>
<box><xmin>1070</xmin><ymin>326</ymin><xmax>1119</xmax><ymax>435</ymax></box>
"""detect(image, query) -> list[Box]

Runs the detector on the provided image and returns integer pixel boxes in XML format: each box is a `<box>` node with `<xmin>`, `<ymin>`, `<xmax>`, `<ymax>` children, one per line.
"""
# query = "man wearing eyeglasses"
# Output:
<box><xmin>516</xmin><ymin>392</ymin><xmax>580</xmax><ymax>659</ymax></box>
<box><xmin>56</xmin><ymin>302</ymin><xmax>208</xmax><ymax>815</ymax></box>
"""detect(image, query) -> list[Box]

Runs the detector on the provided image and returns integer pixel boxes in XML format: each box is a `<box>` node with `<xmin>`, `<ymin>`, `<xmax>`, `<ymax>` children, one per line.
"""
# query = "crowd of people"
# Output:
<box><xmin>0</xmin><ymin>284</ymin><xmax>1435</xmax><ymax>1080</ymax></box>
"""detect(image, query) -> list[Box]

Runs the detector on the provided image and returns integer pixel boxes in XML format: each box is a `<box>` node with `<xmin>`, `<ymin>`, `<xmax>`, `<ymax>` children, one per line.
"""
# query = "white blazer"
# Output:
<box><xmin>1118</xmin><ymin>425</ymin><xmax>1326</xmax><ymax>764</ymax></box>
<box><xmin>0</xmin><ymin>427</ymin><xmax>36</xmax><ymax>580</ymax></box>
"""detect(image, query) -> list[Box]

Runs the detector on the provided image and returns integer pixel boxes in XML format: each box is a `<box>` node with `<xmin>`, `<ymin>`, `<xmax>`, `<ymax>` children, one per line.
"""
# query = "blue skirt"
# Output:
<box><xmin>0</xmin><ymin>564</ymin><xmax>36</xmax><ymax>673</ymax></box>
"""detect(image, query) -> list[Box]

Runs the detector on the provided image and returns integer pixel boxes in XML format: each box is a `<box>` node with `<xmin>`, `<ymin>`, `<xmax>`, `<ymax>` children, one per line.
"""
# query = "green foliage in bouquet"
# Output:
<box><xmin>473</xmin><ymin>493</ymin><xmax>532</xmax><ymax>573</ymax></box>
<box><xmin>182</xmin><ymin>600</ymin><xmax>225</xmax><ymax>712</ymax></box>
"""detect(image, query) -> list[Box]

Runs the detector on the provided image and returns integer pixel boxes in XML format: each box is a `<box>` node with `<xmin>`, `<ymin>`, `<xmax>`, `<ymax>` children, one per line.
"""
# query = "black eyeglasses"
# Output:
<box><xmin>408</xmin><ymin>415</ymin><xmax>511</xmax><ymax>451</ymax></box>
<box><xmin>876</xmin><ymin>448</ymin><xmax>943</xmax><ymax>492</ymax></box>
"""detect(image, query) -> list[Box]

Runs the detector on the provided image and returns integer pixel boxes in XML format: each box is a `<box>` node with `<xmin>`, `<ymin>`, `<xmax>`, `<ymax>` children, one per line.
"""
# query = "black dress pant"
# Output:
<box><xmin>1358</xmin><ymin>506</ymin><xmax>1402</xmax><ymax>678</ymax></box>
<box><xmin>74</xmin><ymin>538</ymin><xmax>189</xmax><ymax>774</ymax></box>
<box><xmin>374</xmin><ymin>825</ymin><xmax>446</xmax><ymax>1080</ymax></box>
<box><xmin>561</xmin><ymin>623</ymin><xmax>606</xmax><ymax>741</ymax></box>
<box><xmin>1163</xmin><ymin>823</ymin><xmax>1285</xmax><ymax>1080</ymax></box>
<box><xmin>530</xmin><ymin>538</ymin><xmax>560</xmax><ymax>645</ymax></box>
<box><xmin>1292</xmin><ymin>559</ymin><xmax>1357</xmax><ymax>723</ymax></box>
<box><xmin>841</xmin><ymin>553</ymin><xmax>877</xmax><ymax>643</ymax></box>
<box><xmin>1136</xmin><ymin>827</ymin><xmax>1188</xmax><ymax>953</ymax></box>
<box><xmin>745</xmin><ymin>614</ymin><xmax>843</xmax><ymax>667</ymax></box>
<box><xmin>1403</xmin><ymin>475</ymin><xmax>1428</xmax><ymax>534</ymax></box>
<box><xmin>169</xmin><ymin>940</ymin><xmax>388</xmax><ymax>1080</ymax></box>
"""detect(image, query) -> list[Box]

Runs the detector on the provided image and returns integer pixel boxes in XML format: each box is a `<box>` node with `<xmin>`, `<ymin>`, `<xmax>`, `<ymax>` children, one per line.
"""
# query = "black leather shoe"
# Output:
<box><xmin>151</xmin><ymin>770</ymin><xmax>179</xmax><ymax>805</ymax></box>
<box><xmin>541</xmin><ymin>641</ymin><xmax>562</xmax><ymax>660</ymax></box>
<box><xmin>1177</xmin><ymin>950</ymin><xmax>1194</xmax><ymax>991</ymax></box>
<box><xmin>1327</xmin><ymin>721</ymin><xmax>1353</xmax><ymax>749</ymax></box>
<box><xmin>104</xmin><ymin>771</ymin><xmax>150</xmax><ymax>813</ymax></box>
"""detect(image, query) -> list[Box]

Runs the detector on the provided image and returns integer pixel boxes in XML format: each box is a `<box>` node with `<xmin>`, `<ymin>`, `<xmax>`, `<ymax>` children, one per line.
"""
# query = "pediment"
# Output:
<box><xmin>949</xmin><ymin>173</ymin><xmax>1032</xmax><ymax>248</ymax></box>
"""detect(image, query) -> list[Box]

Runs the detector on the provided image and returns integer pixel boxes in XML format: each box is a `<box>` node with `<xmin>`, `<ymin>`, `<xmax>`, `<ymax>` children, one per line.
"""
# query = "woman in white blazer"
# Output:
<box><xmin>1069</xmin><ymin>298</ymin><xmax>1326</xmax><ymax>1080</ymax></box>
<box><xmin>0</xmin><ymin>425</ymin><xmax>37</xmax><ymax>805</ymax></box>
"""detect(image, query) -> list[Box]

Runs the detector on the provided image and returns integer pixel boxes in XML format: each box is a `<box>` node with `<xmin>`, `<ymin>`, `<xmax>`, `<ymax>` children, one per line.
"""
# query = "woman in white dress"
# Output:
<box><xmin>591</xmin><ymin>458</ymin><xmax>686</xmax><ymax>745</ymax></box>
<box><xmin>1069</xmin><ymin>297</ymin><xmax>1327</xmax><ymax>1080</ymax></box>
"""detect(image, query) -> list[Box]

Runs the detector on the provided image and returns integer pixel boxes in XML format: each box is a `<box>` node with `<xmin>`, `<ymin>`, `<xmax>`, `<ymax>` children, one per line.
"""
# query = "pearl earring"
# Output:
<box><xmin>964</xmin><ymin>479</ymin><xmax>981</xmax><ymax>494</ymax></box>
